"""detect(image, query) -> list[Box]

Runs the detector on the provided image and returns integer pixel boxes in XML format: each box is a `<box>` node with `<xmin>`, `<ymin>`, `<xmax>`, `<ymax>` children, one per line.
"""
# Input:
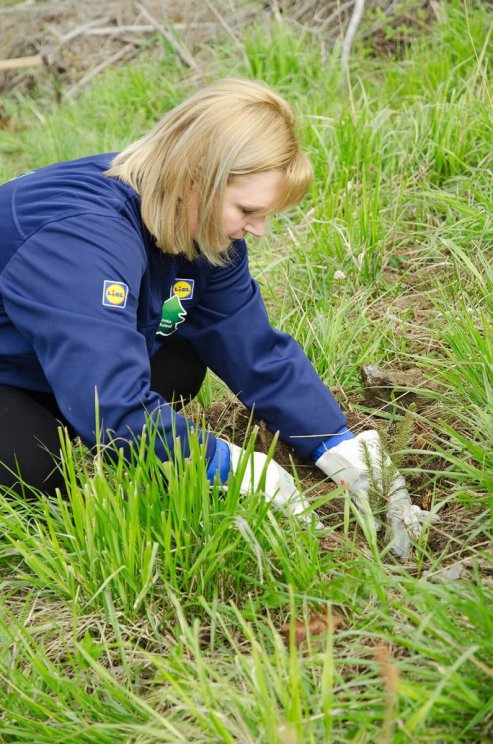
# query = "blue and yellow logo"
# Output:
<box><xmin>171</xmin><ymin>278</ymin><xmax>194</xmax><ymax>301</ymax></box>
<box><xmin>102</xmin><ymin>280</ymin><xmax>128</xmax><ymax>308</ymax></box>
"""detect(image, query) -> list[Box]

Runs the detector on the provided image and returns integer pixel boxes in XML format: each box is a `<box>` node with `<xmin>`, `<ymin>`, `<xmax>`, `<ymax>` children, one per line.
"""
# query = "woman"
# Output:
<box><xmin>0</xmin><ymin>78</ymin><xmax>429</xmax><ymax>558</ymax></box>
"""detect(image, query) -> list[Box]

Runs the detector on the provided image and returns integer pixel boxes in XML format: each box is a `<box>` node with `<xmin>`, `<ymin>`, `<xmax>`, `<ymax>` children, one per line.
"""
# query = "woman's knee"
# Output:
<box><xmin>0</xmin><ymin>385</ymin><xmax>67</xmax><ymax>496</ymax></box>
<box><xmin>150</xmin><ymin>336</ymin><xmax>207</xmax><ymax>406</ymax></box>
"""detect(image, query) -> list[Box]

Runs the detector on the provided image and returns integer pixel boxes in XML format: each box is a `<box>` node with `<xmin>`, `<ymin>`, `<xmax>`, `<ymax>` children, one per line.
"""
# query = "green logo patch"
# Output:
<box><xmin>157</xmin><ymin>295</ymin><xmax>187</xmax><ymax>336</ymax></box>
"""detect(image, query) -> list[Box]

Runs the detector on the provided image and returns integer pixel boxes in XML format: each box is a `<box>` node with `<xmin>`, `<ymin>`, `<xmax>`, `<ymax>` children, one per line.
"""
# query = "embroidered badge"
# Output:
<box><xmin>171</xmin><ymin>278</ymin><xmax>194</xmax><ymax>301</ymax></box>
<box><xmin>157</xmin><ymin>295</ymin><xmax>187</xmax><ymax>336</ymax></box>
<box><xmin>102</xmin><ymin>281</ymin><xmax>128</xmax><ymax>308</ymax></box>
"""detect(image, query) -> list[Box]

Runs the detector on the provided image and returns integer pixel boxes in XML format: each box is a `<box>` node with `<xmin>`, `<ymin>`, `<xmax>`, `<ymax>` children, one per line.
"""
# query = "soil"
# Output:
<box><xmin>203</xmin><ymin>395</ymin><xmax>446</xmax><ymax>511</ymax></box>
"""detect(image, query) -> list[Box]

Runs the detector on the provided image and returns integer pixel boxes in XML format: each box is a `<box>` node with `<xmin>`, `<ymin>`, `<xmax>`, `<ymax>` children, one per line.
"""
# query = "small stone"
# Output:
<box><xmin>422</xmin><ymin>564</ymin><xmax>465</xmax><ymax>583</ymax></box>
<box><xmin>360</xmin><ymin>364</ymin><xmax>439</xmax><ymax>410</ymax></box>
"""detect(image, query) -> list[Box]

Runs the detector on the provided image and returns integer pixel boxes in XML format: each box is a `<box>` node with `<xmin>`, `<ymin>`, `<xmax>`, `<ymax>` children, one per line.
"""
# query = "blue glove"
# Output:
<box><xmin>206</xmin><ymin>439</ymin><xmax>231</xmax><ymax>484</ymax></box>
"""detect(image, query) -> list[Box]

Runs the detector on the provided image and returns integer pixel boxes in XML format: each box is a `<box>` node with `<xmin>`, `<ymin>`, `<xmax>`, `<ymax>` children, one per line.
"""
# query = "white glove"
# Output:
<box><xmin>228</xmin><ymin>443</ymin><xmax>318</xmax><ymax>525</ymax></box>
<box><xmin>315</xmin><ymin>430</ymin><xmax>437</xmax><ymax>559</ymax></box>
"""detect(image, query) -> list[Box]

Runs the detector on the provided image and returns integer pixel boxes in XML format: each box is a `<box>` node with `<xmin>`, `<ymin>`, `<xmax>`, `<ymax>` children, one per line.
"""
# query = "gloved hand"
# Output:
<box><xmin>315</xmin><ymin>430</ymin><xmax>437</xmax><ymax>559</ymax></box>
<box><xmin>228</xmin><ymin>442</ymin><xmax>318</xmax><ymax>526</ymax></box>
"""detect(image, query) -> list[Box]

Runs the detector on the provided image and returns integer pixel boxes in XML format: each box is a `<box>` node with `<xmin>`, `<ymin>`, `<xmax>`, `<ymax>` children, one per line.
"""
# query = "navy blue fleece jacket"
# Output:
<box><xmin>0</xmin><ymin>155</ymin><xmax>348</xmax><ymax>471</ymax></box>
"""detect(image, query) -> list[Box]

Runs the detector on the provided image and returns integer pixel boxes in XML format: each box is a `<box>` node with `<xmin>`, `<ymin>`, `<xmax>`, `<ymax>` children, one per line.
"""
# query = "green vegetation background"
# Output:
<box><xmin>0</xmin><ymin>1</ymin><xmax>492</xmax><ymax>741</ymax></box>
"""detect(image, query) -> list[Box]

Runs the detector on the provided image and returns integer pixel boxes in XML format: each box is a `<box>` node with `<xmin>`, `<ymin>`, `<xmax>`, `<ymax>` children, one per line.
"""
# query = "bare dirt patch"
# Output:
<box><xmin>203</xmin><ymin>392</ymin><xmax>443</xmax><ymax>503</ymax></box>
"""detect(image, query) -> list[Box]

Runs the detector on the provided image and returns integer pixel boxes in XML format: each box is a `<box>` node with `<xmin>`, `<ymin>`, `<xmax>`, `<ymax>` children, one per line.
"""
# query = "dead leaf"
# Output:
<box><xmin>278</xmin><ymin>611</ymin><xmax>341</xmax><ymax>647</ymax></box>
<box><xmin>421</xmin><ymin>489</ymin><xmax>433</xmax><ymax>510</ymax></box>
<box><xmin>414</xmin><ymin>434</ymin><xmax>430</xmax><ymax>450</ymax></box>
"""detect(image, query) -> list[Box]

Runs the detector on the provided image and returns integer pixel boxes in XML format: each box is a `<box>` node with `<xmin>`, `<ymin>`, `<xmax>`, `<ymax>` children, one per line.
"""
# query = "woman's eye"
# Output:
<box><xmin>240</xmin><ymin>208</ymin><xmax>255</xmax><ymax>216</ymax></box>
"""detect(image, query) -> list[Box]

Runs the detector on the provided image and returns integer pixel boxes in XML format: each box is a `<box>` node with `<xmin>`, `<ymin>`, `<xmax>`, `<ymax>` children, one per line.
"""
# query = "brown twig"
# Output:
<box><xmin>83</xmin><ymin>22</ymin><xmax>219</xmax><ymax>37</ymax></box>
<box><xmin>65</xmin><ymin>43</ymin><xmax>137</xmax><ymax>99</ymax></box>
<box><xmin>0</xmin><ymin>54</ymin><xmax>46</xmax><ymax>72</ymax></box>
<box><xmin>0</xmin><ymin>2</ymin><xmax>62</xmax><ymax>14</ymax></box>
<box><xmin>203</xmin><ymin>0</ymin><xmax>250</xmax><ymax>68</ymax></box>
<box><xmin>136</xmin><ymin>4</ymin><xmax>200</xmax><ymax>73</ymax></box>
<box><xmin>53</xmin><ymin>17</ymin><xmax>112</xmax><ymax>45</ymax></box>
<box><xmin>321</xmin><ymin>0</ymin><xmax>356</xmax><ymax>30</ymax></box>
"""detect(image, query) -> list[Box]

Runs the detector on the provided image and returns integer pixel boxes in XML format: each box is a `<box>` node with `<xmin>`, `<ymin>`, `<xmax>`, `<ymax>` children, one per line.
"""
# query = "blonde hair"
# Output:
<box><xmin>105</xmin><ymin>78</ymin><xmax>313</xmax><ymax>265</ymax></box>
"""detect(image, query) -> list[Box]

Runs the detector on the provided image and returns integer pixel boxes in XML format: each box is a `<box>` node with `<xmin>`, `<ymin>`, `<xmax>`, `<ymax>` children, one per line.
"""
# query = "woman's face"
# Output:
<box><xmin>190</xmin><ymin>170</ymin><xmax>285</xmax><ymax>247</ymax></box>
<box><xmin>221</xmin><ymin>170</ymin><xmax>284</xmax><ymax>243</ymax></box>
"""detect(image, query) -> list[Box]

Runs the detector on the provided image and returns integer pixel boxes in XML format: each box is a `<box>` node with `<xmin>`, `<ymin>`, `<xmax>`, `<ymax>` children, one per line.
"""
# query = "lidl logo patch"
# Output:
<box><xmin>171</xmin><ymin>278</ymin><xmax>194</xmax><ymax>301</ymax></box>
<box><xmin>102</xmin><ymin>281</ymin><xmax>128</xmax><ymax>308</ymax></box>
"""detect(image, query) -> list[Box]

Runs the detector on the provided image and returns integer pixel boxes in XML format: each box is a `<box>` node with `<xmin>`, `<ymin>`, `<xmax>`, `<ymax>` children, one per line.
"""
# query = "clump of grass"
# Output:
<box><xmin>0</xmin><ymin>422</ymin><xmax>329</xmax><ymax>622</ymax></box>
<box><xmin>1</xmin><ymin>571</ymin><xmax>492</xmax><ymax>742</ymax></box>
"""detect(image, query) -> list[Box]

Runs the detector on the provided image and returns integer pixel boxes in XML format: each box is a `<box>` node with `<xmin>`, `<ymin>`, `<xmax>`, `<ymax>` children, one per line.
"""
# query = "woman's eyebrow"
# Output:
<box><xmin>239</xmin><ymin>202</ymin><xmax>262</xmax><ymax>210</ymax></box>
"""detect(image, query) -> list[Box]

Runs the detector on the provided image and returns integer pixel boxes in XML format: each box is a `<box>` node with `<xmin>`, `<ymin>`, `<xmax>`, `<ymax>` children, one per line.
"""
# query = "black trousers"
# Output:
<box><xmin>0</xmin><ymin>336</ymin><xmax>206</xmax><ymax>496</ymax></box>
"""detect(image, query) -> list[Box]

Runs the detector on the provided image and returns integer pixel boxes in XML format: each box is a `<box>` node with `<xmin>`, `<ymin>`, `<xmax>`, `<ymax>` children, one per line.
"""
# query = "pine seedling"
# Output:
<box><xmin>390</xmin><ymin>403</ymin><xmax>417</xmax><ymax>470</ymax></box>
<box><xmin>359</xmin><ymin>435</ymin><xmax>395</xmax><ymax>515</ymax></box>
<box><xmin>360</xmin><ymin>406</ymin><xmax>416</xmax><ymax>515</ymax></box>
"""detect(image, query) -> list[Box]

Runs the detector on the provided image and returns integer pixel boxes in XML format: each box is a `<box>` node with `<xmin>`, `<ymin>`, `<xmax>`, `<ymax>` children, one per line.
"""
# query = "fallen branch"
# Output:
<box><xmin>341</xmin><ymin>0</ymin><xmax>365</xmax><ymax>71</ymax></box>
<box><xmin>0</xmin><ymin>2</ymin><xmax>62</xmax><ymax>14</ymax></box>
<box><xmin>83</xmin><ymin>22</ymin><xmax>219</xmax><ymax>36</ymax></box>
<box><xmin>321</xmin><ymin>0</ymin><xmax>356</xmax><ymax>30</ymax></box>
<box><xmin>53</xmin><ymin>17</ymin><xmax>111</xmax><ymax>45</ymax></box>
<box><xmin>0</xmin><ymin>54</ymin><xmax>51</xmax><ymax>72</ymax></box>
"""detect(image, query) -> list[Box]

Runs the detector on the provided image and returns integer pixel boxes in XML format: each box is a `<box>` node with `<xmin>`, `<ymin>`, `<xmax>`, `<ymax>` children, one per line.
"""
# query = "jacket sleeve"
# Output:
<box><xmin>179</xmin><ymin>241</ymin><xmax>347</xmax><ymax>459</ymax></box>
<box><xmin>0</xmin><ymin>214</ymin><xmax>215</xmax><ymax>462</ymax></box>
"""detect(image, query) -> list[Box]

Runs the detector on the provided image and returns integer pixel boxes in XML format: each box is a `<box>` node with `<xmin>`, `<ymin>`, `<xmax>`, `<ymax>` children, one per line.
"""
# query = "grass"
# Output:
<box><xmin>1</xmin><ymin>1</ymin><xmax>493</xmax><ymax>741</ymax></box>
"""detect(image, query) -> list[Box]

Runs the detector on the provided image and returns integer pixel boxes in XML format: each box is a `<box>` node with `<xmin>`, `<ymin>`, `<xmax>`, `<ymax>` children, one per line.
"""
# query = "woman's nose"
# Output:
<box><xmin>245</xmin><ymin>216</ymin><xmax>266</xmax><ymax>238</ymax></box>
